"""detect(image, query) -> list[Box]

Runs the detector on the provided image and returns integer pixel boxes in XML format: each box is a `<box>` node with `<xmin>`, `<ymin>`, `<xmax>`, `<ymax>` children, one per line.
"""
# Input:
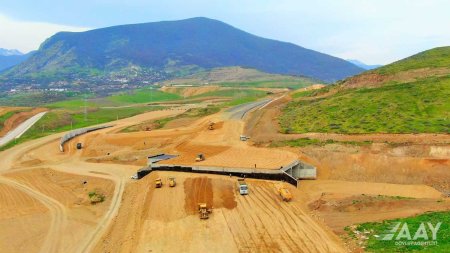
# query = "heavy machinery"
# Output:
<box><xmin>198</xmin><ymin>203</ymin><xmax>212</xmax><ymax>219</ymax></box>
<box><xmin>155</xmin><ymin>178</ymin><xmax>163</xmax><ymax>188</ymax></box>
<box><xmin>168</xmin><ymin>177</ymin><xmax>176</xmax><ymax>187</ymax></box>
<box><xmin>196</xmin><ymin>153</ymin><xmax>205</xmax><ymax>162</ymax></box>
<box><xmin>240</xmin><ymin>135</ymin><xmax>250</xmax><ymax>141</ymax></box>
<box><xmin>208</xmin><ymin>122</ymin><xmax>215</xmax><ymax>130</ymax></box>
<box><xmin>237</xmin><ymin>178</ymin><xmax>249</xmax><ymax>195</ymax></box>
<box><xmin>278</xmin><ymin>187</ymin><xmax>292</xmax><ymax>202</ymax></box>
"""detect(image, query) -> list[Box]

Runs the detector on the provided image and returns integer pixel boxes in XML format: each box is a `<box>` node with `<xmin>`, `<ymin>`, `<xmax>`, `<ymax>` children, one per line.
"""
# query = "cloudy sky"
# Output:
<box><xmin>1</xmin><ymin>0</ymin><xmax>449</xmax><ymax>64</ymax></box>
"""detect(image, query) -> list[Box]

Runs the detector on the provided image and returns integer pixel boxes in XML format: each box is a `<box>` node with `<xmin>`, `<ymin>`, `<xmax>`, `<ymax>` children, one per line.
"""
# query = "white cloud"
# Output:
<box><xmin>0</xmin><ymin>14</ymin><xmax>89</xmax><ymax>53</ymax></box>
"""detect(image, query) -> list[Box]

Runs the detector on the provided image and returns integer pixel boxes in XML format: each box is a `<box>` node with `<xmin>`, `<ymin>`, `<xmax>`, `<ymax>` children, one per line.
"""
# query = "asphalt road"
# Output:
<box><xmin>0</xmin><ymin>111</ymin><xmax>47</xmax><ymax>147</ymax></box>
<box><xmin>226</xmin><ymin>99</ymin><xmax>272</xmax><ymax>119</ymax></box>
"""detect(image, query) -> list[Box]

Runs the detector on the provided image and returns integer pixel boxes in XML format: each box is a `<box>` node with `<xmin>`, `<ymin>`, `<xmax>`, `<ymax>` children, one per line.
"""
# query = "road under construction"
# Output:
<box><xmin>0</xmin><ymin>94</ymin><xmax>448</xmax><ymax>253</ymax></box>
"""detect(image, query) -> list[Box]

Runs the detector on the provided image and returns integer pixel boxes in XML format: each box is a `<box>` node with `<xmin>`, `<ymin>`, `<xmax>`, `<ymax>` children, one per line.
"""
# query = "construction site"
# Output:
<box><xmin>0</xmin><ymin>87</ymin><xmax>449</xmax><ymax>253</ymax></box>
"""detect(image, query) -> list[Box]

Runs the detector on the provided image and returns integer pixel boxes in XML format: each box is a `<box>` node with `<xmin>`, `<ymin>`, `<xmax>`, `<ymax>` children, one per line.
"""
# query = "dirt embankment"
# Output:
<box><xmin>341</xmin><ymin>67</ymin><xmax>450</xmax><ymax>89</ymax></box>
<box><xmin>0</xmin><ymin>107</ymin><xmax>47</xmax><ymax>137</ymax></box>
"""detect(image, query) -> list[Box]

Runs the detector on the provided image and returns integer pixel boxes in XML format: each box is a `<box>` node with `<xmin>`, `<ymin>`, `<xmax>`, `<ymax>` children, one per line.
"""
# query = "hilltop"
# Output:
<box><xmin>341</xmin><ymin>47</ymin><xmax>450</xmax><ymax>89</ymax></box>
<box><xmin>2</xmin><ymin>17</ymin><xmax>362</xmax><ymax>86</ymax></box>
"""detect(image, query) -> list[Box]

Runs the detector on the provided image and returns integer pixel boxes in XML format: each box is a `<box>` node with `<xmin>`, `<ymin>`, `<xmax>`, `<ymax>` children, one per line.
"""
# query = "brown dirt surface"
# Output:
<box><xmin>183</xmin><ymin>177</ymin><xmax>214</xmax><ymax>214</ymax></box>
<box><xmin>0</xmin><ymin>107</ymin><xmax>47</xmax><ymax>137</ymax></box>
<box><xmin>95</xmin><ymin>172</ymin><xmax>346</xmax><ymax>253</ymax></box>
<box><xmin>161</xmin><ymin>85</ymin><xmax>222</xmax><ymax>97</ymax></box>
<box><xmin>341</xmin><ymin>67</ymin><xmax>450</xmax><ymax>89</ymax></box>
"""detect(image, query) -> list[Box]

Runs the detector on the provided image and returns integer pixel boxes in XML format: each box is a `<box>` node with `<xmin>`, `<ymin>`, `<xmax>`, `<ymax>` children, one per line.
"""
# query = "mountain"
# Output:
<box><xmin>0</xmin><ymin>52</ymin><xmax>33</xmax><ymax>72</ymax></box>
<box><xmin>2</xmin><ymin>17</ymin><xmax>363</xmax><ymax>85</ymax></box>
<box><xmin>347</xmin><ymin>59</ymin><xmax>381</xmax><ymax>70</ymax></box>
<box><xmin>0</xmin><ymin>48</ymin><xmax>23</xmax><ymax>56</ymax></box>
<box><xmin>341</xmin><ymin>46</ymin><xmax>450</xmax><ymax>89</ymax></box>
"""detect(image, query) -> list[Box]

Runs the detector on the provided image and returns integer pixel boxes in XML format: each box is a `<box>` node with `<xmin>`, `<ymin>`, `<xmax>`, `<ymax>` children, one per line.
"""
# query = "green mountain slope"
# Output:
<box><xmin>280</xmin><ymin>47</ymin><xmax>450</xmax><ymax>134</ymax></box>
<box><xmin>2</xmin><ymin>17</ymin><xmax>363</xmax><ymax>85</ymax></box>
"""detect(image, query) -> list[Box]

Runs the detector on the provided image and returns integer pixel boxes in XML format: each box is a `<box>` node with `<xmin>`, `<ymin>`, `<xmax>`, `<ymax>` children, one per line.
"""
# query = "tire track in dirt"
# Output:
<box><xmin>251</xmin><ymin>186</ymin><xmax>305</xmax><ymax>252</ymax></box>
<box><xmin>0</xmin><ymin>176</ymin><xmax>67</xmax><ymax>253</ymax></box>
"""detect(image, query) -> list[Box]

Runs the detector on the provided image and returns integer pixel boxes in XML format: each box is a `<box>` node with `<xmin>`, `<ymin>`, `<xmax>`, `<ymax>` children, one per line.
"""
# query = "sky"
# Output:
<box><xmin>1</xmin><ymin>0</ymin><xmax>449</xmax><ymax>65</ymax></box>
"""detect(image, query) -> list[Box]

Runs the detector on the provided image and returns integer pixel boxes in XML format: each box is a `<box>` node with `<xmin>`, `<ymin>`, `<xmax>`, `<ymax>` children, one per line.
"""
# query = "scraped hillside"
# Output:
<box><xmin>279</xmin><ymin>47</ymin><xmax>450</xmax><ymax>134</ymax></box>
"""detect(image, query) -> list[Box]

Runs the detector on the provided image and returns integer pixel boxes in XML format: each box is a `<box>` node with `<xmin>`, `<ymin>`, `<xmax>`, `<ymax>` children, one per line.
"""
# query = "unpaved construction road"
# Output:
<box><xmin>0</xmin><ymin>99</ymin><xmax>448</xmax><ymax>253</ymax></box>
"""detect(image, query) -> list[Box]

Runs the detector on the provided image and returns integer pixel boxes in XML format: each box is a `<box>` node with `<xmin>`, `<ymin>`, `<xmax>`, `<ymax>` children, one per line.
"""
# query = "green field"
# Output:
<box><xmin>108</xmin><ymin>88</ymin><xmax>181</xmax><ymax>104</ymax></box>
<box><xmin>0</xmin><ymin>106</ymin><xmax>162</xmax><ymax>151</ymax></box>
<box><xmin>193</xmin><ymin>88</ymin><xmax>268</xmax><ymax>106</ymax></box>
<box><xmin>280</xmin><ymin>76</ymin><xmax>450</xmax><ymax>134</ymax></box>
<box><xmin>347</xmin><ymin>211</ymin><xmax>449</xmax><ymax>252</ymax></box>
<box><xmin>217</xmin><ymin>79</ymin><xmax>314</xmax><ymax>89</ymax></box>
<box><xmin>271</xmin><ymin>138</ymin><xmax>373</xmax><ymax>147</ymax></box>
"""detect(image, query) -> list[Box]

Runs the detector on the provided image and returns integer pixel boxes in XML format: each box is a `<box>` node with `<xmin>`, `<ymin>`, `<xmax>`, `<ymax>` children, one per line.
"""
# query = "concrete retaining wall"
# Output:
<box><xmin>59</xmin><ymin>125</ymin><xmax>113</xmax><ymax>152</ymax></box>
<box><xmin>138</xmin><ymin>164</ymin><xmax>299</xmax><ymax>186</ymax></box>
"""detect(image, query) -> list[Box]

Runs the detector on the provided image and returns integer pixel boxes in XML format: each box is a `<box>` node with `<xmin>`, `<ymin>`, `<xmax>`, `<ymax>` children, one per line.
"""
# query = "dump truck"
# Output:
<box><xmin>198</xmin><ymin>203</ymin><xmax>212</xmax><ymax>219</ymax></box>
<box><xmin>196</xmin><ymin>153</ymin><xmax>205</xmax><ymax>162</ymax></box>
<box><xmin>155</xmin><ymin>178</ymin><xmax>163</xmax><ymax>188</ymax></box>
<box><xmin>208</xmin><ymin>122</ymin><xmax>215</xmax><ymax>130</ymax></box>
<box><xmin>76</xmin><ymin>143</ymin><xmax>83</xmax><ymax>149</ymax></box>
<box><xmin>168</xmin><ymin>177</ymin><xmax>176</xmax><ymax>187</ymax></box>
<box><xmin>237</xmin><ymin>178</ymin><xmax>249</xmax><ymax>195</ymax></box>
<box><xmin>278</xmin><ymin>187</ymin><xmax>292</xmax><ymax>202</ymax></box>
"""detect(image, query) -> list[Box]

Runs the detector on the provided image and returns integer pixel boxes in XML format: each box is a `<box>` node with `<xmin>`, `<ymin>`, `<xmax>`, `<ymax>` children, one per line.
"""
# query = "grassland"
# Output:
<box><xmin>108</xmin><ymin>88</ymin><xmax>181</xmax><ymax>104</ymax></box>
<box><xmin>280</xmin><ymin>76</ymin><xmax>450</xmax><ymax>134</ymax></box>
<box><xmin>271</xmin><ymin>138</ymin><xmax>373</xmax><ymax>147</ymax></box>
<box><xmin>347</xmin><ymin>211</ymin><xmax>449</xmax><ymax>252</ymax></box>
<box><xmin>217</xmin><ymin>79</ymin><xmax>314</xmax><ymax>89</ymax></box>
<box><xmin>0</xmin><ymin>106</ymin><xmax>162</xmax><ymax>151</ymax></box>
<box><xmin>193</xmin><ymin>88</ymin><xmax>268</xmax><ymax>106</ymax></box>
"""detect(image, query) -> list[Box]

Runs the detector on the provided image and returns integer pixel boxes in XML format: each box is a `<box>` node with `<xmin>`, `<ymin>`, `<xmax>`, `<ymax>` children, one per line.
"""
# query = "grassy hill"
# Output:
<box><xmin>161</xmin><ymin>66</ymin><xmax>316</xmax><ymax>89</ymax></box>
<box><xmin>340</xmin><ymin>47</ymin><xmax>450</xmax><ymax>89</ymax></box>
<box><xmin>374</xmin><ymin>46</ymin><xmax>450</xmax><ymax>75</ymax></box>
<box><xmin>280</xmin><ymin>47</ymin><xmax>450</xmax><ymax>134</ymax></box>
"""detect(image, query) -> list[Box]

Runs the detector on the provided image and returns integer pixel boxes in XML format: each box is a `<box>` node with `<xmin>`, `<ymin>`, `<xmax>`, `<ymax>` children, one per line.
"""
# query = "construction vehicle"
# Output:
<box><xmin>278</xmin><ymin>187</ymin><xmax>292</xmax><ymax>202</ymax></box>
<box><xmin>198</xmin><ymin>203</ymin><xmax>212</xmax><ymax>219</ymax></box>
<box><xmin>168</xmin><ymin>177</ymin><xmax>176</xmax><ymax>187</ymax></box>
<box><xmin>155</xmin><ymin>178</ymin><xmax>163</xmax><ymax>188</ymax></box>
<box><xmin>196</xmin><ymin>153</ymin><xmax>205</xmax><ymax>162</ymax></box>
<box><xmin>237</xmin><ymin>178</ymin><xmax>249</xmax><ymax>195</ymax></box>
<box><xmin>76</xmin><ymin>143</ymin><xmax>83</xmax><ymax>149</ymax></box>
<box><xmin>208</xmin><ymin>122</ymin><xmax>215</xmax><ymax>130</ymax></box>
<box><xmin>240</xmin><ymin>135</ymin><xmax>250</xmax><ymax>141</ymax></box>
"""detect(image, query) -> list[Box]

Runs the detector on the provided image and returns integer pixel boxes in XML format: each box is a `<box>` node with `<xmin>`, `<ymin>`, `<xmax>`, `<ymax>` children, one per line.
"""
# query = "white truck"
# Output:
<box><xmin>237</xmin><ymin>178</ymin><xmax>249</xmax><ymax>195</ymax></box>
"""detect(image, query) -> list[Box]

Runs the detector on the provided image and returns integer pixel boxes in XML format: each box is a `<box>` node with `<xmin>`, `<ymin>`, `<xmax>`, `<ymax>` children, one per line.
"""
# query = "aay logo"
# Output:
<box><xmin>380</xmin><ymin>222</ymin><xmax>442</xmax><ymax>246</ymax></box>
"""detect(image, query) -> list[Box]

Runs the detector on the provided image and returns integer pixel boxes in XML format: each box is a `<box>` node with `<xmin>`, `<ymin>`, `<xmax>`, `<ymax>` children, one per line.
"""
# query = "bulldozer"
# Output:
<box><xmin>198</xmin><ymin>203</ymin><xmax>212</xmax><ymax>219</ymax></box>
<box><xmin>168</xmin><ymin>177</ymin><xmax>176</xmax><ymax>187</ymax></box>
<box><xmin>208</xmin><ymin>121</ymin><xmax>215</xmax><ymax>130</ymax></box>
<box><xmin>195</xmin><ymin>153</ymin><xmax>205</xmax><ymax>162</ymax></box>
<box><xmin>155</xmin><ymin>178</ymin><xmax>163</xmax><ymax>188</ymax></box>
